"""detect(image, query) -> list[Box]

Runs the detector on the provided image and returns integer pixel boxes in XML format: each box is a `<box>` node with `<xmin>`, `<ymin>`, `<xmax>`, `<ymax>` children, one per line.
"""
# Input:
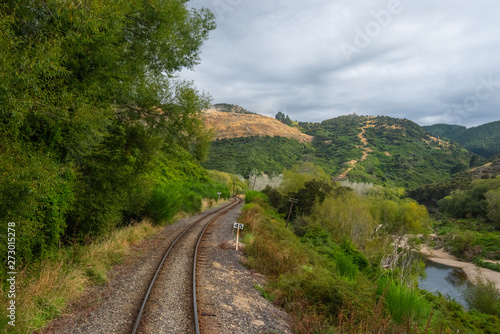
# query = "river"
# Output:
<box><xmin>418</xmin><ymin>259</ymin><xmax>469</xmax><ymax>308</ymax></box>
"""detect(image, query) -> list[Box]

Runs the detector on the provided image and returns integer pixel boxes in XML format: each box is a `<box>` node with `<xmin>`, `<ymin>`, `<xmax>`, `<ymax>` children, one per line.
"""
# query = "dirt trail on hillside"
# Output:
<box><xmin>338</xmin><ymin>124</ymin><xmax>374</xmax><ymax>179</ymax></box>
<box><xmin>420</xmin><ymin>245</ymin><xmax>500</xmax><ymax>290</ymax></box>
<box><xmin>358</xmin><ymin>127</ymin><xmax>374</xmax><ymax>161</ymax></box>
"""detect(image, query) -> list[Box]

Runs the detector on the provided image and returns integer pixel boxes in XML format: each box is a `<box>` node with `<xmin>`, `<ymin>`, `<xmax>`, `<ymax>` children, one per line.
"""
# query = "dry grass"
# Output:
<box><xmin>0</xmin><ymin>220</ymin><xmax>159</xmax><ymax>334</ymax></box>
<box><xmin>203</xmin><ymin>110</ymin><xmax>313</xmax><ymax>143</ymax></box>
<box><xmin>17</xmin><ymin>261</ymin><xmax>88</xmax><ymax>332</ymax></box>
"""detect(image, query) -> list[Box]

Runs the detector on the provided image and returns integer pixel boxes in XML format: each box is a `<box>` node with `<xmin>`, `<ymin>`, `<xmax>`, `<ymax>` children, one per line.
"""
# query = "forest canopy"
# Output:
<box><xmin>0</xmin><ymin>1</ymin><xmax>216</xmax><ymax>266</ymax></box>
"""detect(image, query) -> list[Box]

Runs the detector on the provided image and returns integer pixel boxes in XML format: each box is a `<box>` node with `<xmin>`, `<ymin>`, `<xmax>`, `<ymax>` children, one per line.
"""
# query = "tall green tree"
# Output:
<box><xmin>485</xmin><ymin>189</ymin><xmax>500</xmax><ymax>228</ymax></box>
<box><xmin>0</xmin><ymin>0</ymin><xmax>215</xmax><ymax>265</ymax></box>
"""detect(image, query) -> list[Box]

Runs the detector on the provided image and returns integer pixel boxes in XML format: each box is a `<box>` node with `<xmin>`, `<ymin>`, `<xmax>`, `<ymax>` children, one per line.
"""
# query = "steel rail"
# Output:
<box><xmin>193</xmin><ymin>197</ymin><xmax>242</xmax><ymax>334</ymax></box>
<box><xmin>131</xmin><ymin>198</ymin><xmax>239</xmax><ymax>334</ymax></box>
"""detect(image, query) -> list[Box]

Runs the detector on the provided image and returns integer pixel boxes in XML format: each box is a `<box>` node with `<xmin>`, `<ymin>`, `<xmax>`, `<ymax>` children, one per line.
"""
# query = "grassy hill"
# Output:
<box><xmin>202</xmin><ymin>110</ymin><xmax>480</xmax><ymax>188</ymax></box>
<box><xmin>203</xmin><ymin>109</ymin><xmax>312</xmax><ymax>143</ymax></box>
<box><xmin>300</xmin><ymin>115</ymin><xmax>478</xmax><ymax>188</ymax></box>
<box><xmin>423</xmin><ymin>121</ymin><xmax>500</xmax><ymax>158</ymax></box>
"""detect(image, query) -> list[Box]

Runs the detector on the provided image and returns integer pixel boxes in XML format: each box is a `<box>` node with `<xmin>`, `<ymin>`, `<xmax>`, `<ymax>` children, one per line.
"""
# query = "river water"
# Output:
<box><xmin>418</xmin><ymin>259</ymin><xmax>469</xmax><ymax>308</ymax></box>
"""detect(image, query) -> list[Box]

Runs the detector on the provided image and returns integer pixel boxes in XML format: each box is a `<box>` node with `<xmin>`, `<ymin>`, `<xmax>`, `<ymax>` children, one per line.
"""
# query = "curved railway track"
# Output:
<box><xmin>132</xmin><ymin>197</ymin><xmax>242</xmax><ymax>334</ymax></box>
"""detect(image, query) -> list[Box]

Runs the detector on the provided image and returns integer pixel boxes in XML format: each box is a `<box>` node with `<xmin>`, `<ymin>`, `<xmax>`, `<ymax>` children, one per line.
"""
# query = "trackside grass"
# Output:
<box><xmin>0</xmin><ymin>220</ymin><xmax>158</xmax><ymax>333</ymax></box>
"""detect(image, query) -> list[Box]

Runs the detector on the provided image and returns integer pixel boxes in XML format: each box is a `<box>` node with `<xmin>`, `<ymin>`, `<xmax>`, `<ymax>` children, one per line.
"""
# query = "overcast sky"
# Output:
<box><xmin>180</xmin><ymin>0</ymin><xmax>500</xmax><ymax>127</ymax></box>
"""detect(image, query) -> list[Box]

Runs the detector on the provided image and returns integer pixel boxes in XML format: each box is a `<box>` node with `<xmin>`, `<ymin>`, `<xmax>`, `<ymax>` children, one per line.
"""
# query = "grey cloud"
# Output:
<box><xmin>181</xmin><ymin>0</ymin><xmax>500</xmax><ymax>127</ymax></box>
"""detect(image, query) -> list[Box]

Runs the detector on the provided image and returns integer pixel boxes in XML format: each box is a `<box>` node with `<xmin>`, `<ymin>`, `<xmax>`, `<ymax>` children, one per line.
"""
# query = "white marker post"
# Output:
<box><xmin>217</xmin><ymin>192</ymin><xmax>222</xmax><ymax>201</ymax></box>
<box><xmin>233</xmin><ymin>222</ymin><xmax>244</xmax><ymax>251</ymax></box>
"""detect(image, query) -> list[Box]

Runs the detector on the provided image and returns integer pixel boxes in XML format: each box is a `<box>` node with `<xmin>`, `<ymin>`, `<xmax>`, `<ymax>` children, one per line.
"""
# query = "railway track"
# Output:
<box><xmin>132</xmin><ymin>197</ymin><xmax>242</xmax><ymax>334</ymax></box>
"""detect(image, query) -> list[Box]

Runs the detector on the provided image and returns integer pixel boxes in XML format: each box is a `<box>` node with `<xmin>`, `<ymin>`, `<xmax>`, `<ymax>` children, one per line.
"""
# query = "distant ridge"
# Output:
<box><xmin>423</xmin><ymin>120</ymin><xmax>500</xmax><ymax>158</ymax></box>
<box><xmin>211</xmin><ymin>103</ymin><xmax>257</xmax><ymax>115</ymax></box>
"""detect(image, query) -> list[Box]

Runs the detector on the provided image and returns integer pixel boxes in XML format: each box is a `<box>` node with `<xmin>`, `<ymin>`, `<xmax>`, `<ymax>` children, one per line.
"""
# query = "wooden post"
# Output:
<box><xmin>286</xmin><ymin>198</ymin><xmax>298</xmax><ymax>228</ymax></box>
<box><xmin>236</xmin><ymin>228</ymin><xmax>240</xmax><ymax>251</ymax></box>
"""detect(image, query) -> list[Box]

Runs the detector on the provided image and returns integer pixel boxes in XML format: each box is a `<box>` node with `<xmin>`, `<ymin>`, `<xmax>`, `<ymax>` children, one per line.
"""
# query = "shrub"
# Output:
<box><xmin>245</xmin><ymin>190</ymin><xmax>268</xmax><ymax>204</ymax></box>
<box><xmin>144</xmin><ymin>181</ymin><xmax>229</xmax><ymax>225</ymax></box>
<box><xmin>262</xmin><ymin>185</ymin><xmax>284</xmax><ymax>210</ymax></box>
<box><xmin>463</xmin><ymin>275</ymin><xmax>500</xmax><ymax>316</ymax></box>
<box><xmin>438</xmin><ymin>179</ymin><xmax>500</xmax><ymax>219</ymax></box>
<box><xmin>144</xmin><ymin>185</ymin><xmax>184</xmax><ymax>224</ymax></box>
<box><xmin>485</xmin><ymin>189</ymin><xmax>500</xmax><ymax>228</ymax></box>
<box><xmin>443</xmin><ymin>229</ymin><xmax>477</xmax><ymax>259</ymax></box>
<box><xmin>377</xmin><ymin>277</ymin><xmax>431</xmax><ymax>324</ymax></box>
<box><xmin>335</xmin><ymin>253</ymin><xmax>358</xmax><ymax>280</ymax></box>
<box><xmin>0</xmin><ymin>153</ymin><xmax>75</xmax><ymax>268</ymax></box>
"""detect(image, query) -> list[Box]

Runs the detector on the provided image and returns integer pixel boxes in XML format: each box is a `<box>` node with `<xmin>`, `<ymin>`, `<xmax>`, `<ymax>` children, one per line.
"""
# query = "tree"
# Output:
<box><xmin>311</xmin><ymin>191</ymin><xmax>377</xmax><ymax>249</ymax></box>
<box><xmin>438</xmin><ymin>179</ymin><xmax>500</xmax><ymax>219</ymax></box>
<box><xmin>0</xmin><ymin>0</ymin><xmax>216</xmax><ymax>265</ymax></box>
<box><xmin>279</xmin><ymin>162</ymin><xmax>331</xmax><ymax>196</ymax></box>
<box><xmin>450</xmin><ymin>163</ymin><xmax>467</xmax><ymax>175</ymax></box>
<box><xmin>485</xmin><ymin>189</ymin><xmax>500</xmax><ymax>228</ymax></box>
<box><xmin>290</xmin><ymin>179</ymin><xmax>333</xmax><ymax>217</ymax></box>
<box><xmin>375</xmin><ymin>199</ymin><xmax>428</xmax><ymax>236</ymax></box>
<box><xmin>275</xmin><ymin>111</ymin><xmax>293</xmax><ymax>126</ymax></box>
<box><xmin>469</xmin><ymin>155</ymin><xmax>482</xmax><ymax>168</ymax></box>
<box><xmin>275</xmin><ymin>111</ymin><xmax>285</xmax><ymax>123</ymax></box>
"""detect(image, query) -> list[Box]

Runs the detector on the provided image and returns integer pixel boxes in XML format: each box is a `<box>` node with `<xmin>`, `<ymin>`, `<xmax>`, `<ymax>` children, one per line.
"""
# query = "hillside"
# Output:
<box><xmin>300</xmin><ymin>115</ymin><xmax>478</xmax><ymax>187</ymax></box>
<box><xmin>424</xmin><ymin>121</ymin><xmax>500</xmax><ymax>158</ymax></box>
<box><xmin>202</xmin><ymin>136</ymin><xmax>315</xmax><ymax>178</ymax></box>
<box><xmin>408</xmin><ymin>155</ymin><xmax>500</xmax><ymax>208</ymax></box>
<box><xmin>203</xmin><ymin>109</ymin><xmax>480</xmax><ymax>188</ymax></box>
<box><xmin>470</xmin><ymin>155</ymin><xmax>500</xmax><ymax>179</ymax></box>
<box><xmin>422</xmin><ymin>124</ymin><xmax>467</xmax><ymax>139</ymax></box>
<box><xmin>202</xmin><ymin>109</ymin><xmax>313</xmax><ymax>143</ymax></box>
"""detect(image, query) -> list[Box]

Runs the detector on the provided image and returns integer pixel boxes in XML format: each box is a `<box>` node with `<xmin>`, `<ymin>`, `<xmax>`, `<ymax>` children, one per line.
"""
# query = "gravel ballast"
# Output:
<box><xmin>42</xmin><ymin>199</ymin><xmax>292</xmax><ymax>334</ymax></box>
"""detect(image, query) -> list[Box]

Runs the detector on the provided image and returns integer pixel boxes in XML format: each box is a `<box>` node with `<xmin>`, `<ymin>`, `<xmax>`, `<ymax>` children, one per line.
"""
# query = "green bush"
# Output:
<box><xmin>438</xmin><ymin>179</ymin><xmax>500</xmax><ymax>219</ymax></box>
<box><xmin>144</xmin><ymin>181</ymin><xmax>230</xmax><ymax>225</ymax></box>
<box><xmin>463</xmin><ymin>276</ymin><xmax>500</xmax><ymax>316</ymax></box>
<box><xmin>145</xmin><ymin>185</ymin><xmax>184</xmax><ymax>225</ymax></box>
<box><xmin>474</xmin><ymin>258</ymin><xmax>500</xmax><ymax>272</ymax></box>
<box><xmin>335</xmin><ymin>253</ymin><xmax>358</xmax><ymax>280</ymax></box>
<box><xmin>245</xmin><ymin>190</ymin><xmax>268</xmax><ymax>204</ymax></box>
<box><xmin>444</xmin><ymin>229</ymin><xmax>477</xmax><ymax>259</ymax></box>
<box><xmin>377</xmin><ymin>277</ymin><xmax>431</xmax><ymax>324</ymax></box>
<box><xmin>0</xmin><ymin>152</ymin><xmax>75</xmax><ymax>269</ymax></box>
<box><xmin>262</xmin><ymin>185</ymin><xmax>284</xmax><ymax>210</ymax></box>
